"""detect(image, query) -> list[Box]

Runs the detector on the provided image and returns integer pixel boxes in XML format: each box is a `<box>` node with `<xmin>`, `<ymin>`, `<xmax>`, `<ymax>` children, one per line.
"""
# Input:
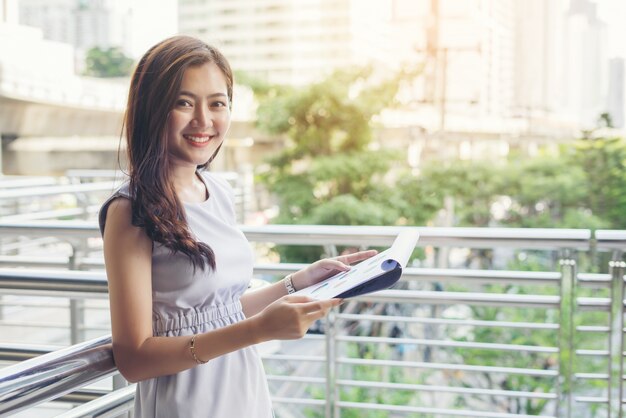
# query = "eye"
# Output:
<box><xmin>176</xmin><ymin>99</ymin><xmax>193</xmax><ymax>108</ymax></box>
<box><xmin>210</xmin><ymin>100</ymin><xmax>228</xmax><ymax>108</ymax></box>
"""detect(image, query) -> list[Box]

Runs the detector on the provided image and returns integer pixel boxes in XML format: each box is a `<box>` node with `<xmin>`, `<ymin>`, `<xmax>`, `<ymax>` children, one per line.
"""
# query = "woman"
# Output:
<box><xmin>99</xmin><ymin>35</ymin><xmax>375</xmax><ymax>417</ymax></box>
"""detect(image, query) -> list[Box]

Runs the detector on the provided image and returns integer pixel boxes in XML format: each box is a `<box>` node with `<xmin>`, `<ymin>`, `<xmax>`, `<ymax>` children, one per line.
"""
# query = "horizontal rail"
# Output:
<box><xmin>596</xmin><ymin>230</ymin><xmax>626</xmax><ymax>249</ymax></box>
<box><xmin>0</xmin><ymin>221</ymin><xmax>594</xmax><ymax>249</ymax></box>
<box><xmin>0</xmin><ymin>206</ymin><xmax>100</xmax><ymax>222</ymax></box>
<box><xmin>256</xmin><ymin>264</ymin><xmax>561</xmax><ymax>285</ymax></box>
<box><xmin>0</xmin><ymin>181</ymin><xmax>118</xmax><ymax>200</ymax></box>
<box><xmin>53</xmin><ymin>385</ymin><xmax>135</xmax><ymax>418</ymax></box>
<box><xmin>0</xmin><ymin>221</ymin><xmax>98</xmax><ymax>241</ymax></box>
<box><xmin>0</xmin><ymin>268</ymin><xmax>612</xmax><ymax>310</ymax></box>
<box><xmin>0</xmin><ymin>176</ymin><xmax>57</xmax><ymax>189</ymax></box>
<box><xmin>266</xmin><ymin>375</ymin><xmax>326</xmax><ymax>384</ymax></box>
<box><xmin>262</xmin><ymin>354</ymin><xmax>326</xmax><ymax>363</ymax></box>
<box><xmin>355</xmin><ymin>289</ymin><xmax>561</xmax><ymax>308</ymax></box>
<box><xmin>0</xmin><ymin>269</ymin><xmax>560</xmax><ymax>306</ymax></box>
<box><xmin>335</xmin><ymin>335</ymin><xmax>558</xmax><ymax>353</ymax></box>
<box><xmin>337</xmin><ymin>357</ymin><xmax>558</xmax><ymax>377</ymax></box>
<box><xmin>0</xmin><ymin>335</ymin><xmax>115</xmax><ymax>416</ymax></box>
<box><xmin>243</xmin><ymin>225</ymin><xmax>592</xmax><ymax>249</ymax></box>
<box><xmin>578</xmin><ymin>273</ymin><xmax>612</xmax><ymax>287</ymax></box>
<box><xmin>272</xmin><ymin>397</ymin><xmax>325</xmax><ymax>406</ymax></box>
<box><xmin>0</xmin><ymin>223</ymin><xmax>623</xmax><ymax>417</ymax></box>
<box><xmin>575</xmin><ymin>396</ymin><xmax>608</xmax><ymax>403</ymax></box>
<box><xmin>336</xmin><ymin>313</ymin><xmax>560</xmax><ymax>330</ymax></box>
<box><xmin>0</xmin><ymin>269</ymin><xmax>109</xmax><ymax>298</ymax></box>
<box><xmin>577</xmin><ymin>325</ymin><xmax>609</xmax><ymax>333</ymax></box>
<box><xmin>336</xmin><ymin>379</ymin><xmax>556</xmax><ymax>400</ymax></box>
<box><xmin>0</xmin><ymin>343</ymin><xmax>59</xmax><ymax>362</ymax></box>
<box><xmin>337</xmin><ymin>401</ymin><xmax>550</xmax><ymax>418</ymax></box>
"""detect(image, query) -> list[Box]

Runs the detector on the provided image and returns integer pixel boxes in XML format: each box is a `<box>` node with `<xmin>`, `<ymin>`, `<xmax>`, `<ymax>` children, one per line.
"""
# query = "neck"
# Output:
<box><xmin>169</xmin><ymin>164</ymin><xmax>199</xmax><ymax>192</ymax></box>
<box><xmin>169</xmin><ymin>164</ymin><xmax>208</xmax><ymax>203</ymax></box>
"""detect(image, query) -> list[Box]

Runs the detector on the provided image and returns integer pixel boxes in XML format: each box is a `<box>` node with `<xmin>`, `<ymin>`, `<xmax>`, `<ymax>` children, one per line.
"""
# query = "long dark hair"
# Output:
<box><xmin>124</xmin><ymin>35</ymin><xmax>233</xmax><ymax>271</ymax></box>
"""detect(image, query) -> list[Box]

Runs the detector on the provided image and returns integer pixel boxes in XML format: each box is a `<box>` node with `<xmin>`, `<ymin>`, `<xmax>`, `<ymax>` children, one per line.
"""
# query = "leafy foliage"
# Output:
<box><xmin>246</xmin><ymin>64</ymin><xmax>626</xmax><ymax>415</ymax></box>
<box><xmin>83</xmin><ymin>46</ymin><xmax>134</xmax><ymax>78</ymax></box>
<box><xmin>244</xmin><ymin>66</ymin><xmax>420</xmax><ymax>261</ymax></box>
<box><xmin>569</xmin><ymin>136</ymin><xmax>626</xmax><ymax>228</ymax></box>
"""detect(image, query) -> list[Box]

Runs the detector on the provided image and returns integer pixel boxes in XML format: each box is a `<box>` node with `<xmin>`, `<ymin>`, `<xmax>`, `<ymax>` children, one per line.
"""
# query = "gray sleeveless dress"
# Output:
<box><xmin>99</xmin><ymin>171</ymin><xmax>273</xmax><ymax>418</ymax></box>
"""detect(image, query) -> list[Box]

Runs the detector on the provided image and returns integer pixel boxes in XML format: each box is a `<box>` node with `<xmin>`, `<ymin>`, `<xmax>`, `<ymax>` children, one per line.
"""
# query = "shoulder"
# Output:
<box><xmin>98</xmin><ymin>182</ymin><xmax>132</xmax><ymax>236</ymax></box>
<box><xmin>101</xmin><ymin>197</ymin><xmax>133</xmax><ymax>235</ymax></box>
<box><xmin>101</xmin><ymin>196</ymin><xmax>152</xmax><ymax>250</ymax></box>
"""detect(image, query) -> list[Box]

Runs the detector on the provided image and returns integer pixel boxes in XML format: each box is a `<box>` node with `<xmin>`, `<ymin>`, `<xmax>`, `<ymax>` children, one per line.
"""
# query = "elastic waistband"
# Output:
<box><xmin>153</xmin><ymin>300</ymin><xmax>243</xmax><ymax>335</ymax></box>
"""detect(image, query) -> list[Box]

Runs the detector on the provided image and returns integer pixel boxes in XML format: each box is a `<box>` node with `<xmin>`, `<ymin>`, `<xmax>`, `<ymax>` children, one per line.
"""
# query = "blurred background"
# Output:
<box><xmin>2</xmin><ymin>1</ymin><xmax>626</xmax><ymax>417</ymax></box>
<box><xmin>1</xmin><ymin>0</ymin><xmax>625</xmax><ymax>232</ymax></box>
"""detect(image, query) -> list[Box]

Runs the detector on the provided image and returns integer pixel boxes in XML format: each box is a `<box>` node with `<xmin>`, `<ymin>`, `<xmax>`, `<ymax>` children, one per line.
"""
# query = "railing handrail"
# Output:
<box><xmin>0</xmin><ymin>181</ymin><xmax>119</xmax><ymax>200</ymax></box>
<box><xmin>0</xmin><ymin>335</ymin><xmax>115</xmax><ymax>416</ymax></box>
<box><xmin>0</xmin><ymin>266</ymin><xmax>611</xmax><ymax>310</ymax></box>
<box><xmin>596</xmin><ymin>230</ymin><xmax>626</xmax><ymax>248</ymax></box>
<box><xmin>0</xmin><ymin>225</ymin><xmax>625</xmax><ymax>417</ymax></box>
<box><xmin>0</xmin><ymin>221</ymin><xmax>595</xmax><ymax>249</ymax></box>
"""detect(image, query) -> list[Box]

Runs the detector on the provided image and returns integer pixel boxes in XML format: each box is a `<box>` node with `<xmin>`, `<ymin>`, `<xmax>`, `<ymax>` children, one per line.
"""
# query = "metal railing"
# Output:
<box><xmin>0</xmin><ymin>224</ymin><xmax>623</xmax><ymax>417</ymax></box>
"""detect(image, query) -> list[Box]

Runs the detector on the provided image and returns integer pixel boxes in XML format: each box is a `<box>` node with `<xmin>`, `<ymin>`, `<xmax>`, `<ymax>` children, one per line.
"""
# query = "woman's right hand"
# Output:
<box><xmin>252</xmin><ymin>295</ymin><xmax>342</xmax><ymax>342</ymax></box>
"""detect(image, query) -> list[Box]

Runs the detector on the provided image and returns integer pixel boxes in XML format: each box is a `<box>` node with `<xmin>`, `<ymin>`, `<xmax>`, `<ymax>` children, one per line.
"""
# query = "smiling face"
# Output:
<box><xmin>166</xmin><ymin>61</ymin><xmax>231</xmax><ymax>169</ymax></box>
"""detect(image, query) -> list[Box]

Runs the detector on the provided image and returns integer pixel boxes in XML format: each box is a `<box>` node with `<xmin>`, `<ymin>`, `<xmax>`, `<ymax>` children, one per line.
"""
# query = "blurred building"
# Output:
<box><xmin>178</xmin><ymin>0</ymin><xmax>592</xmax><ymax>162</ymax></box>
<box><xmin>17</xmin><ymin>0</ymin><xmax>177</xmax><ymax>66</ymax></box>
<box><xmin>562</xmin><ymin>0</ymin><xmax>608</xmax><ymax>129</ymax></box>
<box><xmin>607</xmin><ymin>57</ymin><xmax>624</xmax><ymax>128</ymax></box>
<box><xmin>178</xmin><ymin>0</ymin><xmax>396</xmax><ymax>86</ymax></box>
<box><xmin>513</xmin><ymin>0</ymin><xmax>566</xmax><ymax>133</ymax></box>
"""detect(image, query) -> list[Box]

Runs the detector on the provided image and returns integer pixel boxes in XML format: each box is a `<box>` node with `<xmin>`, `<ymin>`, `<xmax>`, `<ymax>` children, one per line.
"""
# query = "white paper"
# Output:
<box><xmin>294</xmin><ymin>229</ymin><xmax>419</xmax><ymax>300</ymax></box>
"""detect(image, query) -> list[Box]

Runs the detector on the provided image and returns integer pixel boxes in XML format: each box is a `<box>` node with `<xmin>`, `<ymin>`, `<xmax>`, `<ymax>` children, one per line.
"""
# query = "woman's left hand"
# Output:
<box><xmin>292</xmin><ymin>249</ymin><xmax>378</xmax><ymax>291</ymax></box>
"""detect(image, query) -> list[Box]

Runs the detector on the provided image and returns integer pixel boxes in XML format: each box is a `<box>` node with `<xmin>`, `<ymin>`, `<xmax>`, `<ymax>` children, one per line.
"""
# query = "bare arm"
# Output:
<box><xmin>103</xmin><ymin>198</ymin><xmax>338</xmax><ymax>383</ymax></box>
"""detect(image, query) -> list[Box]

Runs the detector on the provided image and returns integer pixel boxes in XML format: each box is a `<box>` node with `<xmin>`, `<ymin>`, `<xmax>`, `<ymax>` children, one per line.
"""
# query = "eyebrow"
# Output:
<box><xmin>179</xmin><ymin>91</ymin><xmax>228</xmax><ymax>99</ymax></box>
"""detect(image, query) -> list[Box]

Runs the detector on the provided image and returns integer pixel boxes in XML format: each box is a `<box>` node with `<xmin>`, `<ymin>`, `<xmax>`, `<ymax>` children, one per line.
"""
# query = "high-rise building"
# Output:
<box><xmin>513</xmin><ymin>0</ymin><xmax>564</xmax><ymax>120</ymax></box>
<box><xmin>562</xmin><ymin>0</ymin><xmax>608</xmax><ymax>129</ymax></box>
<box><xmin>607</xmin><ymin>57</ymin><xmax>624</xmax><ymax>128</ymax></box>
<box><xmin>19</xmin><ymin>0</ymin><xmax>127</xmax><ymax>54</ymax></box>
<box><xmin>178</xmin><ymin>0</ymin><xmax>395</xmax><ymax>86</ymax></box>
<box><xmin>17</xmin><ymin>0</ymin><xmax>177</xmax><ymax>61</ymax></box>
<box><xmin>178</xmin><ymin>0</ymin><xmax>608</xmax><ymax>139</ymax></box>
<box><xmin>382</xmin><ymin>0</ymin><xmax>518</xmax><ymax>133</ymax></box>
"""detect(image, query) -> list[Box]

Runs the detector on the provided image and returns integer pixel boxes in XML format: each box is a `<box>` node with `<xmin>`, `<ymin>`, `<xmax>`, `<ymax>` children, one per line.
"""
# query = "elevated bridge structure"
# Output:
<box><xmin>0</xmin><ymin>23</ymin><xmax>259</xmax><ymax>175</ymax></box>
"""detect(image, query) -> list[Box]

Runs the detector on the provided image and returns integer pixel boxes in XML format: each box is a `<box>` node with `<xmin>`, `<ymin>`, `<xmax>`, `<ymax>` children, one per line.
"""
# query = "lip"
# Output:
<box><xmin>183</xmin><ymin>133</ymin><xmax>217</xmax><ymax>148</ymax></box>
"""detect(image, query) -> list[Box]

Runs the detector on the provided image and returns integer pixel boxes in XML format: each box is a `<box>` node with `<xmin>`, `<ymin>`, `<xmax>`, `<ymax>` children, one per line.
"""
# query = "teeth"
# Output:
<box><xmin>185</xmin><ymin>135</ymin><xmax>211</xmax><ymax>143</ymax></box>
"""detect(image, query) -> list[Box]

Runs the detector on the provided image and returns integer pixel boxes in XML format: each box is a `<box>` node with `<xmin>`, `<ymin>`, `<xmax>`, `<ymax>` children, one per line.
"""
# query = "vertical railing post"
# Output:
<box><xmin>325</xmin><ymin>308</ymin><xmax>337</xmax><ymax>418</ymax></box>
<box><xmin>112</xmin><ymin>374</ymin><xmax>132</xmax><ymax>418</ymax></box>
<box><xmin>68</xmin><ymin>249</ymin><xmax>85</xmax><ymax>344</ymax></box>
<box><xmin>69</xmin><ymin>300</ymin><xmax>85</xmax><ymax>344</ymax></box>
<box><xmin>558</xmin><ymin>252</ymin><xmax>576</xmax><ymax>418</ymax></box>
<box><xmin>608</xmin><ymin>254</ymin><xmax>625</xmax><ymax>418</ymax></box>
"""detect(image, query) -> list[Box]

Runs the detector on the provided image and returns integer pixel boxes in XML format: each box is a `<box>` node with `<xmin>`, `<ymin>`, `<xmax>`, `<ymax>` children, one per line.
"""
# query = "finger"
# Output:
<box><xmin>283</xmin><ymin>294</ymin><xmax>314</xmax><ymax>304</ymax></box>
<box><xmin>336</xmin><ymin>249</ymin><xmax>378</xmax><ymax>264</ymax></box>
<box><xmin>318</xmin><ymin>259</ymin><xmax>351</xmax><ymax>272</ymax></box>
<box><xmin>301</xmin><ymin>298</ymin><xmax>342</xmax><ymax>313</ymax></box>
<box><xmin>306</xmin><ymin>309</ymin><xmax>328</xmax><ymax>322</ymax></box>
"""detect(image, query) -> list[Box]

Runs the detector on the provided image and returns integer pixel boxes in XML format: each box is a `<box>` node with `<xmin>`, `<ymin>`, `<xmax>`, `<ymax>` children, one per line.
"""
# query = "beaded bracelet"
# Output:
<box><xmin>190</xmin><ymin>334</ymin><xmax>207</xmax><ymax>364</ymax></box>
<box><xmin>284</xmin><ymin>274</ymin><xmax>297</xmax><ymax>294</ymax></box>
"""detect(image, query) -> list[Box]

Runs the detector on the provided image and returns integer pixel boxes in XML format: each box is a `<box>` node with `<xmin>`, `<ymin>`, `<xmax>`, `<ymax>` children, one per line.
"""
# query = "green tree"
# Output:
<box><xmin>569</xmin><ymin>136</ymin><xmax>626</xmax><ymax>228</ymax></box>
<box><xmin>397</xmin><ymin>161</ymin><xmax>506</xmax><ymax>227</ymax></box>
<box><xmin>83</xmin><ymin>46</ymin><xmax>134</xmax><ymax>78</ymax></box>
<box><xmin>245</xmin><ymin>66</ymin><xmax>420</xmax><ymax>261</ymax></box>
<box><xmin>499</xmin><ymin>155</ymin><xmax>607</xmax><ymax>229</ymax></box>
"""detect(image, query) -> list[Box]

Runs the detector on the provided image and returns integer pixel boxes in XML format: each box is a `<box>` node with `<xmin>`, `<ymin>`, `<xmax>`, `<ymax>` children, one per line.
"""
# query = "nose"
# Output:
<box><xmin>191</xmin><ymin>105</ymin><xmax>213</xmax><ymax>129</ymax></box>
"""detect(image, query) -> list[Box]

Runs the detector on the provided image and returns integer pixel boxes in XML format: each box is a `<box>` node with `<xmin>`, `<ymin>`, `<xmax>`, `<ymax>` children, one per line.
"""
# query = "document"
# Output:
<box><xmin>294</xmin><ymin>229</ymin><xmax>419</xmax><ymax>300</ymax></box>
